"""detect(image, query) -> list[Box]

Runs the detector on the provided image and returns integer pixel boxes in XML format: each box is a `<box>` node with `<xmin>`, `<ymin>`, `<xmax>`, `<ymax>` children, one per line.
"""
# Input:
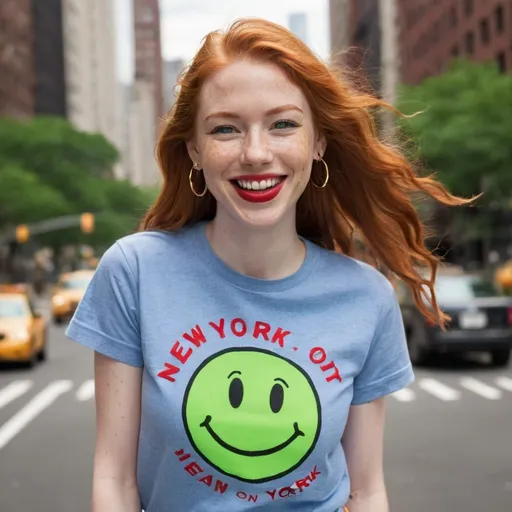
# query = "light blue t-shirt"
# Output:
<box><xmin>66</xmin><ymin>222</ymin><xmax>414</xmax><ymax>512</ymax></box>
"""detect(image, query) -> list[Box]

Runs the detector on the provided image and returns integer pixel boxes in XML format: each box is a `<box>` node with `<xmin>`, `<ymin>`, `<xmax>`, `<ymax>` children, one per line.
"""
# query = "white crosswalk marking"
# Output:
<box><xmin>76</xmin><ymin>379</ymin><xmax>95</xmax><ymax>401</ymax></box>
<box><xmin>495</xmin><ymin>376</ymin><xmax>512</xmax><ymax>392</ymax></box>
<box><xmin>459</xmin><ymin>377</ymin><xmax>502</xmax><ymax>400</ymax></box>
<box><xmin>392</xmin><ymin>388</ymin><xmax>416</xmax><ymax>402</ymax></box>
<box><xmin>418</xmin><ymin>378</ymin><xmax>461</xmax><ymax>401</ymax></box>
<box><xmin>0</xmin><ymin>380</ymin><xmax>73</xmax><ymax>451</ymax></box>
<box><xmin>0</xmin><ymin>380</ymin><xmax>33</xmax><ymax>410</ymax></box>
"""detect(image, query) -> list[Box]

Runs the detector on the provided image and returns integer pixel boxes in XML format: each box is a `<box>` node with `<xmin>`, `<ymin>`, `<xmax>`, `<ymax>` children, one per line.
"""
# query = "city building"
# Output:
<box><xmin>288</xmin><ymin>12</ymin><xmax>309</xmax><ymax>44</ymax></box>
<box><xmin>398</xmin><ymin>0</ymin><xmax>512</xmax><ymax>84</ymax></box>
<box><xmin>61</xmin><ymin>0</ymin><xmax>123</xmax><ymax>176</ymax></box>
<box><xmin>163</xmin><ymin>58</ymin><xmax>186</xmax><ymax>111</ymax></box>
<box><xmin>133</xmin><ymin>0</ymin><xmax>164</xmax><ymax>131</ymax></box>
<box><xmin>126</xmin><ymin>81</ymin><xmax>160</xmax><ymax>186</ymax></box>
<box><xmin>31</xmin><ymin>0</ymin><xmax>67</xmax><ymax>117</ymax></box>
<box><xmin>329</xmin><ymin>0</ymin><xmax>351</xmax><ymax>60</ymax></box>
<box><xmin>0</xmin><ymin>0</ymin><xmax>34</xmax><ymax>119</ymax></box>
<box><xmin>329</xmin><ymin>0</ymin><xmax>382</xmax><ymax>93</ymax></box>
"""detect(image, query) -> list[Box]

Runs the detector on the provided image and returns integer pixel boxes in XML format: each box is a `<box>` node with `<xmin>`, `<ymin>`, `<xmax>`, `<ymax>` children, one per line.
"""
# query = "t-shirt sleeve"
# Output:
<box><xmin>352</xmin><ymin>287</ymin><xmax>414</xmax><ymax>405</ymax></box>
<box><xmin>65</xmin><ymin>241</ymin><xmax>143</xmax><ymax>367</ymax></box>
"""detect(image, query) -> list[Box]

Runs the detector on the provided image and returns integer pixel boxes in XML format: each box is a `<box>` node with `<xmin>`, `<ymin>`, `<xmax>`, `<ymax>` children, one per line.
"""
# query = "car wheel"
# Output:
<box><xmin>490</xmin><ymin>349</ymin><xmax>510</xmax><ymax>367</ymax></box>
<box><xmin>408</xmin><ymin>328</ymin><xmax>429</xmax><ymax>366</ymax></box>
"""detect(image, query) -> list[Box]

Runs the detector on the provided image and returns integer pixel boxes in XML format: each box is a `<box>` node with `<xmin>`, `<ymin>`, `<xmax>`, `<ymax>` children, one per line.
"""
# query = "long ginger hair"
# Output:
<box><xmin>142</xmin><ymin>18</ymin><xmax>473</xmax><ymax>327</ymax></box>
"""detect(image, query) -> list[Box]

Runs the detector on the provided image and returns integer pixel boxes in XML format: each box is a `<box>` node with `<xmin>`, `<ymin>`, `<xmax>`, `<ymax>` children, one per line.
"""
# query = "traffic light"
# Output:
<box><xmin>16</xmin><ymin>224</ymin><xmax>30</xmax><ymax>243</ymax></box>
<box><xmin>80</xmin><ymin>213</ymin><xmax>95</xmax><ymax>233</ymax></box>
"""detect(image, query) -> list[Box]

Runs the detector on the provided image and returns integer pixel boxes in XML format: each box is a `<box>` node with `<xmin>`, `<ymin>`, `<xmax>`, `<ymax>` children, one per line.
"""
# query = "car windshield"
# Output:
<box><xmin>434</xmin><ymin>276</ymin><xmax>499</xmax><ymax>302</ymax></box>
<box><xmin>61</xmin><ymin>278</ymin><xmax>91</xmax><ymax>290</ymax></box>
<box><xmin>0</xmin><ymin>298</ymin><xmax>27</xmax><ymax>318</ymax></box>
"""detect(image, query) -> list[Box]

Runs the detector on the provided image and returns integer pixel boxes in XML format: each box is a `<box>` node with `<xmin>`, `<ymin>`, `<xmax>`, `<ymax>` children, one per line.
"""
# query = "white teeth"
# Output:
<box><xmin>235</xmin><ymin>178</ymin><xmax>283</xmax><ymax>190</ymax></box>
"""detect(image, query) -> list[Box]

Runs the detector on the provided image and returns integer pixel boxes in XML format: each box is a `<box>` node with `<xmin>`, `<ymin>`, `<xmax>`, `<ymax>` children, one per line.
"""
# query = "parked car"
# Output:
<box><xmin>397</xmin><ymin>270</ymin><xmax>512</xmax><ymax>367</ymax></box>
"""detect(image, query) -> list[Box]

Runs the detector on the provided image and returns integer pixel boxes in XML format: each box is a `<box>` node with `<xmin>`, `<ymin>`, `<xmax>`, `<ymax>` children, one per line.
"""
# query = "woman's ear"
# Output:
<box><xmin>186</xmin><ymin>138</ymin><xmax>200</xmax><ymax>166</ymax></box>
<box><xmin>314</xmin><ymin>133</ymin><xmax>327</xmax><ymax>159</ymax></box>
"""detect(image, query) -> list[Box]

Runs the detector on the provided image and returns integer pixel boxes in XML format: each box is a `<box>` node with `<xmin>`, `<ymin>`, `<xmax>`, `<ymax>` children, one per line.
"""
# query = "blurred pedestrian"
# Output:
<box><xmin>66</xmin><ymin>18</ymin><xmax>470</xmax><ymax>512</ymax></box>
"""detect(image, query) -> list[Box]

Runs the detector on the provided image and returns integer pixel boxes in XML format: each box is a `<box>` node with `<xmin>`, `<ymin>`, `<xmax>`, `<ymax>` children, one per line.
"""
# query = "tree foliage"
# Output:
<box><xmin>0</xmin><ymin>116</ymin><xmax>157</xmax><ymax>250</ymax></box>
<box><xmin>397</xmin><ymin>60</ymin><xmax>512</xmax><ymax>206</ymax></box>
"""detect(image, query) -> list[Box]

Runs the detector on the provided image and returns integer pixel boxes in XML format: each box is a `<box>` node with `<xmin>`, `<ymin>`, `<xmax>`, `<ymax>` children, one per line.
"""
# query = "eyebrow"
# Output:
<box><xmin>228</xmin><ymin>370</ymin><xmax>242</xmax><ymax>379</ymax></box>
<box><xmin>204</xmin><ymin>104</ymin><xmax>303</xmax><ymax>122</ymax></box>
<box><xmin>274</xmin><ymin>377</ymin><xmax>289</xmax><ymax>388</ymax></box>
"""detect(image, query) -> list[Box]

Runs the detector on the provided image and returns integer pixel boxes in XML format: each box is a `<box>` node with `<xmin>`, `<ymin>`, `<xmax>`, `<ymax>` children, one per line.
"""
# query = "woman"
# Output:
<box><xmin>66</xmin><ymin>18</ymin><xmax>469</xmax><ymax>512</ymax></box>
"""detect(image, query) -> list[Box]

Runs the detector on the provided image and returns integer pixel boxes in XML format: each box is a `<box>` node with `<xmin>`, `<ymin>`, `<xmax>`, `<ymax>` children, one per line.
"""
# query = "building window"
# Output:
<box><xmin>450</xmin><ymin>6</ymin><xmax>458</xmax><ymax>27</ymax></box>
<box><xmin>465</xmin><ymin>31</ymin><xmax>474</xmax><ymax>54</ymax></box>
<box><xmin>495</xmin><ymin>5</ymin><xmax>504</xmax><ymax>33</ymax></box>
<box><xmin>496</xmin><ymin>51</ymin><xmax>506</xmax><ymax>72</ymax></box>
<box><xmin>464</xmin><ymin>0</ymin><xmax>473</xmax><ymax>17</ymax></box>
<box><xmin>480</xmin><ymin>18</ymin><xmax>490</xmax><ymax>44</ymax></box>
<box><xmin>451</xmin><ymin>45</ymin><xmax>459</xmax><ymax>57</ymax></box>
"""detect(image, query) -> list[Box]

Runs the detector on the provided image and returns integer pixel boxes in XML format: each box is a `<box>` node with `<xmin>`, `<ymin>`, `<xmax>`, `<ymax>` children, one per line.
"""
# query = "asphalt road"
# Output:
<box><xmin>0</xmin><ymin>303</ymin><xmax>511</xmax><ymax>512</ymax></box>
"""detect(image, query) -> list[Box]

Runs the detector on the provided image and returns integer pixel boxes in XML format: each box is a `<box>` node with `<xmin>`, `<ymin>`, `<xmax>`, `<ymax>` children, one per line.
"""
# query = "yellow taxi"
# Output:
<box><xmin>0</xmin><ymin>284</ymin><xmax>47</xmax><ymax>367</ymax></box>
<box><xmin>51</xmin><ymin>270</ymin><xmax>94</xmax><ymax>324</ymax></box>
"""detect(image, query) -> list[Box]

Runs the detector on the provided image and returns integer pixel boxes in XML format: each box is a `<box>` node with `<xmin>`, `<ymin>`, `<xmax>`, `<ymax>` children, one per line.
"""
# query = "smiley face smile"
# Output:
<box><xmin>200</xmin><ymin>414</ymin><xmax>305</xmax><ymax>456</ymax></box>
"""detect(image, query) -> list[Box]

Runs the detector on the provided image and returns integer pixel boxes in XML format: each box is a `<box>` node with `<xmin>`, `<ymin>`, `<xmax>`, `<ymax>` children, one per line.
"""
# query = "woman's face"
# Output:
<box><xmin>187</xmin><ymin>60</ymin><xmax>325</xmax><ymax>230</ymax></box>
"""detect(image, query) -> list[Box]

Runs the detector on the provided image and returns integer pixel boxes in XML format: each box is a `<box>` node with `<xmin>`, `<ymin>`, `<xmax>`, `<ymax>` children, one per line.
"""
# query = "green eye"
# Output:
<box><xmin>273</xmin><ymin>120</ymin><xmax>298</xmax><ymax>130</ymax></box>
<box><xmin>212</xmin><ymin>126</ymin><xmax>235</xmax><ymax>134</ymax></box>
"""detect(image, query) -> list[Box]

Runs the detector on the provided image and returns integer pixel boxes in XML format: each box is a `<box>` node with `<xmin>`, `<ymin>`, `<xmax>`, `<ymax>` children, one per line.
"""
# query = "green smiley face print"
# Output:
<box><xmin>182</xmin><ymin>347</ymin><xmax>321</xmax><ymax>483</ymax></box>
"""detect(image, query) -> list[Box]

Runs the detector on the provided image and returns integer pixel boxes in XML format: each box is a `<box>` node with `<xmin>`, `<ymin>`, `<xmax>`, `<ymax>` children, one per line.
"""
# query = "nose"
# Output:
<box><xmin>240</xmin><ymin>129</ymin><xmax>273</xmax><ymax>167</ymax></box>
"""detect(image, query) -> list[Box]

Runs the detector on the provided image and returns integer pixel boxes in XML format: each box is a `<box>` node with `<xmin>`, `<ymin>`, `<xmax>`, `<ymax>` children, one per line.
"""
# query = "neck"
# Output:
<box><xmin>205</xmin><ymin>212</ymin><xmax>306</xmax><ymax>280</ymax></box>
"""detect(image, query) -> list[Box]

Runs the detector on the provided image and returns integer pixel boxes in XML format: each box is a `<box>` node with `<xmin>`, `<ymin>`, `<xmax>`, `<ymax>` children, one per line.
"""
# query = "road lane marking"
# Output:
<box><xmin>459</xmin><ymin>377</ymin><xmax>502</xmax><ymax>400</ymax></box>
<box><xmin>495</xmin><ymin>376</ymin><xmax>512</xmax><ymax>392</ymax></box>
<box><xmin>76</xmin><ymin>379</ymin><xmax>95</xmax><ymax>401</ymax></box>
<box><xmin>0</xmin><ymin>381</ymin><xmax>33</xmax><ymax>410</ymax></box>
<box><xmin>418</xmin><ymin>378</ymin><xmax>460</xmax><ymax>401</ymax></box>
<box><xmin>392</xmin><ymin>388</ymin><xmax>416</xmax><ymax>402</ymax></box>
<box><xmin>0</xmin><ymin>380</ymin><xmax>73</xmax><ymax>451</ymax></box>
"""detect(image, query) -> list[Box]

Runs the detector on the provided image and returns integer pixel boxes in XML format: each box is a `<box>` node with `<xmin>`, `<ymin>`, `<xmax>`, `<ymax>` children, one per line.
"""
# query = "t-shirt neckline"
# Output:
<box><xmin>191</xmin><ymin>221</ymin><xmax>319</xmax><ymax>292</ymax></box>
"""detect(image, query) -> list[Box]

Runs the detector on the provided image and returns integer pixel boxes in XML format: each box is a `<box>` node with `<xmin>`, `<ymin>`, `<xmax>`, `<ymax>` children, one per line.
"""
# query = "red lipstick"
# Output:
<box><xmin>231</xmin><ymin>175</ymin><xmax>286</xmax><ymax>204</ymax></box>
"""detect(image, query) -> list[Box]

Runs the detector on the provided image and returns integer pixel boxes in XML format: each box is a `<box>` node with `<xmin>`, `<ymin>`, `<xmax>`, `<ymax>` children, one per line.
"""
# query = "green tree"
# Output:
<box><xmin>0</xmin><ymin>163</ymin><xmax>71</xmax><ymax>227</ymax></box>
<box><xmin>0</xmin><ymin>117</ymin><xmax>156</xmax><ymax>252</ymax></box>
<box><xmin>398</xmin><ymin>60</ymin><xmax>512</xmax><ymax>205</ymax></box>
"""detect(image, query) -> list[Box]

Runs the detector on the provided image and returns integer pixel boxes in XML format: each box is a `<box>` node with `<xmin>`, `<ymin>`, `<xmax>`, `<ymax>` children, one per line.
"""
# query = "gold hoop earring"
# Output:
<box><xmin>189</xmin><ymin>164</ymin><xmax>208</xmax><ymax>197</ymax></box>
<box><xmin>312</xmin><ymin>157</ymin><xmax>329</xmax><ymax>189</ymax></box>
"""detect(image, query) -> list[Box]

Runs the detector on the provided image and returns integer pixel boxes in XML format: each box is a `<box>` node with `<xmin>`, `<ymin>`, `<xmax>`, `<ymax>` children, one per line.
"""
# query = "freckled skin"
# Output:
<box><xmin>187</xmin><ymin>61</ymin><xmax>326</xmax><ymax>230</ymax></box>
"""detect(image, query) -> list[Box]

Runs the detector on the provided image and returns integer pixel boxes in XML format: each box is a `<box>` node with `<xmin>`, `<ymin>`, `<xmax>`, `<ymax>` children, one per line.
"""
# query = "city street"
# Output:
<box><xmin>0</xmin><ymin>301</ymin><xmax>511</xmax><ymax>512</ymax></box>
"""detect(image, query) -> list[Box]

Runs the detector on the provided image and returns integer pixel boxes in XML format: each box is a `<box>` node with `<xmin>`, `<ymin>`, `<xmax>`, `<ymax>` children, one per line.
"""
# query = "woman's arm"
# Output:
<box><xmin>342</xmin><ymin>397</ymin><xmax>389</xmax><ymax>512</ymax></box>
<box><xmin>92</xmin><ymin>352</ymin><xmax>143</xmax><ymax>512</ymax></box>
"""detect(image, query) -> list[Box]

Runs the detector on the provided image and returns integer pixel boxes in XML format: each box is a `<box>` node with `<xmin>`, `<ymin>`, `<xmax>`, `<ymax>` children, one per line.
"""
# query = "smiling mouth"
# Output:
<box><xmin>231</xmin><ymin>176</ymin><xmax>286</xmax><ymax>191</ymax></box>
<box><xmin>200</xmin><ymin>415</ymin><xmax>304</xmax><ymax>457</ymax></box>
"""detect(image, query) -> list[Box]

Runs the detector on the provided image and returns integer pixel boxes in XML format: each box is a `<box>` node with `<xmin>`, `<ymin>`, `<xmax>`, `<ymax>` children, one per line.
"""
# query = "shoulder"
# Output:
<box><xmin>311</xmin><ymin>244</ymin><xmax>395</xmax><ymax>309</ymax></box>
<box><xmin>109</xmin><ymin>227</ymin><xmax>196</xmax><ymax>271</ymax></box>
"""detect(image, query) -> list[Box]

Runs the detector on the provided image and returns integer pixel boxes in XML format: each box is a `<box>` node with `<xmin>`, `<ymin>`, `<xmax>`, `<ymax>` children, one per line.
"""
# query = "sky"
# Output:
<box><xmin>114</xmin><ymin>0</ymin><xmax>330</xmax><ymax>84</ymax></box>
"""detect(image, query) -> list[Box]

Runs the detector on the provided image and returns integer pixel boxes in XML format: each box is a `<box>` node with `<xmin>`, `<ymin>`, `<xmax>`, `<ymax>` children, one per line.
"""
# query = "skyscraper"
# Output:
<box><xmin>61</xmin><ymin>0</ymin><xmax>122</xmax><ymax>160</ymax></box>
<box><xmin>0</xmin><ymin>0</ymin><xmax>34</xmax><ymax>119</ymax></box>
<box><xmin>32</xmin><ymin>0</ymin><xmax>67</xmax><ymax>118</ymax></box>
<box><xmin>133</xmin><ymin>0</ymin><xmax>164</xmax><ymax>130</ymax></box>
<box><xmin>163</xmin><ymin>58</ymin><xmax>185</xmax><ymax>110</ymax></box>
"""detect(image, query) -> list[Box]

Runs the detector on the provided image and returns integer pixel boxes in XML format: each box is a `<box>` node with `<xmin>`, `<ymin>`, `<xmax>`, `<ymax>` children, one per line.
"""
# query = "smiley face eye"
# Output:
<box><xmin>229</xmin><ymin>377</ymin><xmax>244</xmax><ymax>408</ymax></box>
<box><xmin>269</xmin><ymin>383</ymin><xmax>284</xmax><ymax>413</ymax></box>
